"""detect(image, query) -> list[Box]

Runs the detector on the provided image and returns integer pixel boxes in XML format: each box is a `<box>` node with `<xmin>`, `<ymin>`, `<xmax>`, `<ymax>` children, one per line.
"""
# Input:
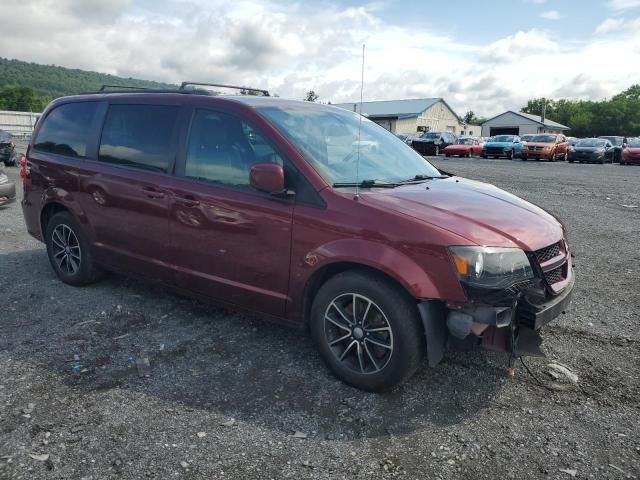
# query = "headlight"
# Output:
<box><xmin>0</xmin><ymin>174</ymin><xmax>8</xmax><ymax>185</ymax></box>
<box><xmin>448</xmin><ymin>246</ymin><xmax>534</xmax><ymax>289</ymax></box>
<box><xmin>544</xmin><ymin>146</ymin><xmax>552</xmax><ymax>151</ymax></box>
<box><xmin>568</xmin><ymin>147</ymin><xmax>575</xmax><ymax>152</ymax></box>
<box><xmin>595</xmin><ymin>148</ymin><xmax>605</xmax><ymax>153</ymax></box>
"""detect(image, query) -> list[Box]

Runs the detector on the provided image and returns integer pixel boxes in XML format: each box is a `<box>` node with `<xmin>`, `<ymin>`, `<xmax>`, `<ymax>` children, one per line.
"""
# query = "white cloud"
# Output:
<box><xmin>595</xmin><ymin>16</ymin><xmax>640</xmax><ymax>33</ymax></box>
<box><xmin>0</xmin><ymin>0</ymin><xmax>638</xmax><ymax>117</ymax></box>
<box><xmin>595</xmin><ymin>17</ymin><xmax>625</xmax><ymax>33</ymax></box>
<box><xmin>607</xmin><ymin>0</ymin><xmax>640</xmax><ymax>10</ymax></box>
<box><xmin>540</xmin><ymin>10</ymin><xmax>563</xmax><ymax>20</ymax></box>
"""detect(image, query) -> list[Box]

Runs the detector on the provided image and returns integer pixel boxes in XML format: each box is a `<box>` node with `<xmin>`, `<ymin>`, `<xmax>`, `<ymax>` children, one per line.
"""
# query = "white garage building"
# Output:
<box><xmin>481</xmin><ymin>111</ymin><xmax>569</xmax><ymax>137</ymax></box>
<box><xmin>333</xmin><ymin>98</ymin><xmax>481</xmax><ymax>137</ymax></box>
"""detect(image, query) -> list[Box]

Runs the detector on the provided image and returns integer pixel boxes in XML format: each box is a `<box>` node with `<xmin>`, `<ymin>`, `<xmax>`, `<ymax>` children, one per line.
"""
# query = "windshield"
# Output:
<box><xmin>600</xmin><ymin>136</ymin><xmax>623</xmax><ymax>146</ymax></box>
<box><xmin>576</xmin><ymin>139</ymin><xmax>605</xmax><ymax>147</ymax></box>
<box><xmin>457</xmin><ymin>138</ymin><xmax>474</xmax><ymax>145</ymax></box>
<box><xmin>531</xmin><ymin>135</ymin><xmax>556</xmax><ymax>143</ymax></box>
<box><xmin>492</xmin><ymin>135</ymin><xmax>515</xmax><ymax>142</ymax></box>
<box><xmin>627</xmin><ymin>138</ymin><xmax>640</xmax><ymax>148</ymax></box>
<box><xmin>521</xmin><ymin>135</ymin><xmax>534</xmax><ymax>141</ymax></box>
<box><xmin>258</xmin><ymin>106</ymin><xmax>442</xmax><ymax>184</ymax></box>
<box><xmin>420</xmin><ymin>132</ymin><xmax>442</xmax><ymax>139</ymax></box>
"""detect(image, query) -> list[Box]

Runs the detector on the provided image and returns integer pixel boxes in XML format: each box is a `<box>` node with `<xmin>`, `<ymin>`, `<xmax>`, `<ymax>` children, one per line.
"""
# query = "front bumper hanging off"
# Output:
<box><xmin>418</xmin><ymin>273</ymin><xmax>575</xmax><ymax>367</ymax></box>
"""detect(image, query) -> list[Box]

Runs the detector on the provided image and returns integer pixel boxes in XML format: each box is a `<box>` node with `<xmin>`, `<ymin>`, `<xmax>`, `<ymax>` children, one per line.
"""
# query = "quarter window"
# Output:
<box><xmin>184</xmin><ymin>109</ymin><xmax>283</xmax><ymax>187</ymax></box>
<box><xmin>98</xmin><ymin>104</ymin><xmax>179</xmax><ymax>172</ymax></box>
<box><xmin>34</xmin><ymin>102</ymin><xmax>100</xmax><ymax>158</ymax></box>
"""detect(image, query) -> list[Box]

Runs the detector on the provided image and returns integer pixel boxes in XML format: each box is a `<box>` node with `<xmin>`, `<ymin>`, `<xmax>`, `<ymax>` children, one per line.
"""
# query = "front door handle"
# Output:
<box><xmin>175</xmin><ymin>195</ymin><xmax>200</xmax><ymax>207</ymax></box>
<box><xmin>142</xmin><ymin>186</ymin><xmax>165</xmax><ymax>199</ymax></box>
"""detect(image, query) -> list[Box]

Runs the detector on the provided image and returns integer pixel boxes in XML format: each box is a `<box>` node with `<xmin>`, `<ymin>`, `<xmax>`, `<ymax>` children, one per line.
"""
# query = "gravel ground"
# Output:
<box><xmin>1</xmin><ymin>149</ymin><xmax>639</xmax><ymax>479</ymax></box>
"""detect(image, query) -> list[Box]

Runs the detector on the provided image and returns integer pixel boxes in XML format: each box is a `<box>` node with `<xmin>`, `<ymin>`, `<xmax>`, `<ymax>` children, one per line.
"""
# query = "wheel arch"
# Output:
<box><xmin>40</xmin><ymin>201</ymin><xmax>71</xmax><ymax>238</ymax></box>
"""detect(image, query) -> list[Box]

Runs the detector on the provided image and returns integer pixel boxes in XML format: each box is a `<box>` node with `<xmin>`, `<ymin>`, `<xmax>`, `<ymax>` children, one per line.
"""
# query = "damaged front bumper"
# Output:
<box><xmin>418</xmin><ymin>272</ymin><xmax>575</xmax><ymax>367</ymax></box>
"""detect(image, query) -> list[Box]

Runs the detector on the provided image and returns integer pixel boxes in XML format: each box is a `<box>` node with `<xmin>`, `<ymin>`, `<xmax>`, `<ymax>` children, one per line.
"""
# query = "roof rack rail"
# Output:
<box><xmin>179</xmin><ymin>82</ymin><xmax>270</xmax><ymax>97</ymax></box>
<box><xmin>100</xmin><ymin>84</ymin><xmax>151</xmax><ymax>91</ymax></box>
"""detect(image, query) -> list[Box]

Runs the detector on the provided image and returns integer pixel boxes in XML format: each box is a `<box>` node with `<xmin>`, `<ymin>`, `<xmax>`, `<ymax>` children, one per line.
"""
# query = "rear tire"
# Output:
<box><xmin>45</xmin><ymin>211</ymin><xmax>103</xmax><ymax>286</ymax></box>
<box><xmin>310</xmin><ymin>271</ymin><xmax>424</xmax><ymax>392</ymax></box>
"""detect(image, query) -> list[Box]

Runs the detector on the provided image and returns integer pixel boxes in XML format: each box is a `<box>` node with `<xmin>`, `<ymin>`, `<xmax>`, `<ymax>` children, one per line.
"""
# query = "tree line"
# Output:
<box><xmin>521</xmin><ymin>84</ymin><xmax>640</xmax><ymax>138</ymax></box>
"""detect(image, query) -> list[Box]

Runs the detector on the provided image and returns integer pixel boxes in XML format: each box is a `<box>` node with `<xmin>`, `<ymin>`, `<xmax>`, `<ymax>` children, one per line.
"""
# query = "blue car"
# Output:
<box><xmin>481</xmin><ymin>135</ymin><xmax>524</xmax><ymax>159</ymax></box>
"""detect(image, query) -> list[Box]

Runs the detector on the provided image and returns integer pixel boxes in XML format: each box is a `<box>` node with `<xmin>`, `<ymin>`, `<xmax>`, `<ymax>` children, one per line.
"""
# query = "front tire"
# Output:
<box><xmin>45</xmin><ymin>211</ymin><xmax>103</xmax><ymax>286</ymax></box>
<box><xmin>310</xmin><ymin>271</ymin><xmax>424</xmax><ymax>392</ymax></box>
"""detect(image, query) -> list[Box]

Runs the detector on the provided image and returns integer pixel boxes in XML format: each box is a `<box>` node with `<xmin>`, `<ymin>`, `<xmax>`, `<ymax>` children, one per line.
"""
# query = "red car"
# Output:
<box><xmin>444</xmin><ymin>137</ymin><xmax>483</xmax><ymax>157</ymax></box>
<box><xmin>21</xmin><ymin>84</ymin><xmax>574</xmax><ymax>391</ymax></box>
<box><xmin>621</xmin><ymin>138</ymin><xmax>640</xmax><ymax>165</ymax></box>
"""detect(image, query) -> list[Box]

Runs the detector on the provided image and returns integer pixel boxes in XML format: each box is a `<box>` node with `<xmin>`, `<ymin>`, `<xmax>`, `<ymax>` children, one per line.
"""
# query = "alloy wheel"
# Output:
<box><xmin>323</xmin><ymin>293</ymin><xmax>394</xmax><ymax>375</ymax></box>
<box><xmin>51</xmin><ymin>224</ymin><xmax>82</xmax><ymax>275</ymax></box>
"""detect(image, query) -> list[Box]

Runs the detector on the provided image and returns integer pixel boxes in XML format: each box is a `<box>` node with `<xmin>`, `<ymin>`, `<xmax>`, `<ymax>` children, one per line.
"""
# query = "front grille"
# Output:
<box><xmin>528</xmin><ymin>146</ymin><xmax>544</xmax><ymax>151</ymax></box>
<box><xmin>535</xmin><ymin>242</ymin><xmax>561</xmax><ymax>263</ymax></box>
<box><xmin>486</xmin><ymin>147</ymin><xmax>505</xmax><ymax>154</ymax></box>
<box><xmin>544</xmin><ymin>265</ymin><xmax>564</xmax><ymax>284</ymax></box>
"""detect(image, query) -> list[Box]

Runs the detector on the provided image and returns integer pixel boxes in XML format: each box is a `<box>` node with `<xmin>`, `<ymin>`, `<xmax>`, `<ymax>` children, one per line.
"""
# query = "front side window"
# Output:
<box><xmin>258</xmin><ymin>105</ymin><xmax>441</xmax><ymax>185</ymax></box>
<box><xmin>185</xmin><ymin>109</ymin><xmax>283</xmax><ymax>187</ymax></box>
<box><xmin>34</xmin><ymin>102</ymin><xmax>100</xmax><ymax>158</ymax></box>
<box><xmin>98</xmin><ymin>104</ymin><xmax>179</xmax><ymax>172</ymax></box>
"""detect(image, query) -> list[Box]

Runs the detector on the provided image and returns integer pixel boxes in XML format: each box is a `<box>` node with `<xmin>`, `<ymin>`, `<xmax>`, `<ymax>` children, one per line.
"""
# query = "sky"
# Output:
<box><xmin>0</xmin><ymin>0</ymin><xmax>639</xmax><ymax>116</ymax></box>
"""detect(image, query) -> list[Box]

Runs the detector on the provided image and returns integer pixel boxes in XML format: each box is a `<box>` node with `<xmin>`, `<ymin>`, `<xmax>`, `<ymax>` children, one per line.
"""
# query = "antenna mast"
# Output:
<box><xmin>354</xmin><ymin>44</ymin><xmax>365</xmax><ymax>201</ymax></box>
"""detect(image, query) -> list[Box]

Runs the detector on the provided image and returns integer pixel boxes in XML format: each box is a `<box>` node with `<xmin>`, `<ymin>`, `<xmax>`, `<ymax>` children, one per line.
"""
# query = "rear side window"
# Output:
<box><xmin>99</xmin><ymin>104</ymin><xmax>179</xmax><ymax>172</ymax></box>
<box><xmin>34</xmin><ymin>102</ymin><xmax>99</xmax><ymax>158</ymax></box>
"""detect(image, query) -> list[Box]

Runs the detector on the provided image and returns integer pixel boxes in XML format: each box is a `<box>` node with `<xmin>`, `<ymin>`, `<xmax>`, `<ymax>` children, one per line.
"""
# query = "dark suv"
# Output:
<box><xmin>21</xmin><ymin>84</ymin><xmax>574</xmax><ymax>391</ymax></box>
<box><xmin>0</xmin><ymin>129</ymin><xmax>17</xmax><ymax>166</ymax></box>
<box><xmin>410</xmin><ymin>131</ymin><xmax>457</xmax><ymax>156</ymax></box>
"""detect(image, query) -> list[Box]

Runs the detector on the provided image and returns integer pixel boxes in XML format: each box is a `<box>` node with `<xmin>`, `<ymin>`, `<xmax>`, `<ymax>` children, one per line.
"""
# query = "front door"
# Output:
<box><xmin>167</xmin><ymin>108</ymin><xmax>294</xmax><ymax>316</ymax></box>
<box><xmin>77</xmin><ymin>103</ymin><xmax>182</xmax><ymax>281</ymax></box>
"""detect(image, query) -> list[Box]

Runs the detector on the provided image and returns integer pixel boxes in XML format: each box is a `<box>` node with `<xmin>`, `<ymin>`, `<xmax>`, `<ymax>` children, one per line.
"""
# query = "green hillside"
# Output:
<box><xmin>0</xmin><ymin>57</ymin><xmax>176</xmax><ymax>97</ymax></box>
<box><xmin>0</xmin><ymin>57</ymin><xmax>177</xmax><ymax>111</ymax></box>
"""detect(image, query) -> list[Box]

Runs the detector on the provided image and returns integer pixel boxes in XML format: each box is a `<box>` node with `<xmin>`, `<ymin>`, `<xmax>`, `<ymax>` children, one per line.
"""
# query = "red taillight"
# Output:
<box><xmin>20</xmin><ymin>155</ymin><xmax>29</xmax><ymax>186</ymax></box>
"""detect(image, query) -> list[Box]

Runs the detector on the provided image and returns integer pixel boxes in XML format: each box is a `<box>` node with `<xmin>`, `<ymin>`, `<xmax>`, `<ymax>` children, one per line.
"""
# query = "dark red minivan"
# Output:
<box><xmin>21</xmin><ymin>84</ymin><xmax>574</xmax><ymax>391</ymax></box>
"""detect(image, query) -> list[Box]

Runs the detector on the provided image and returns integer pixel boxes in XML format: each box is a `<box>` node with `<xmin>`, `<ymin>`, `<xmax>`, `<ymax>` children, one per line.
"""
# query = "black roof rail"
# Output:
<box><xmin>179</xmin><ymin>82</ymin><xmax>270</xmax><ymax>97</ymax></box>
<box><xmin>100</xmin><ymin>84</ymin><xmax>151</xmax><ymax>91</ymax></box>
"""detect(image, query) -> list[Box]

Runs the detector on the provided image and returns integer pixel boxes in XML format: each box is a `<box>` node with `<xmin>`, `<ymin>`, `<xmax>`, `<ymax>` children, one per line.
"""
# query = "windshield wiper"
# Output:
<box><xmin>332</xmin><ymin>179</ymin><xmax>399</xmax><ymax>188</ymax></box>
<box><xmin>397</xmin><ymin>174</ymin><xmax>449</xmax><ymax>183</ymax></box>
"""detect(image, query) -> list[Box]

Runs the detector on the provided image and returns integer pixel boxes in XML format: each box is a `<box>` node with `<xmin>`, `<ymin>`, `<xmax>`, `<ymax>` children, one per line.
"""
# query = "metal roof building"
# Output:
<box><xmin>481</xmin><ymin>110</ymin><xmax>569</xmax><ymax>137</ymax></box>
<box><xmin>333</xmin><ymin>98</ymin><xmax>480</xmax><ymax>136</ymax></box>
<box><xmin>0</xmin><ymin>110</ymin><xmax>41</xmax><ymax>136</ymax></box>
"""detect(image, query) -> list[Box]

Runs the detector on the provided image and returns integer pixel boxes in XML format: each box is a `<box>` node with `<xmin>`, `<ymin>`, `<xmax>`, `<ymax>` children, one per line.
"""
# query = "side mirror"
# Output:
<box><xmin>250</xmin><ymin>163</ymin><xmax>286</xmax><ymax>195</ymax></box>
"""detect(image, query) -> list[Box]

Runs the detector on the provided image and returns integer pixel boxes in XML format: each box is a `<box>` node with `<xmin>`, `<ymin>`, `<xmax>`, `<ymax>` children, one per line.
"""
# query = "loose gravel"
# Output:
<box><xmin>0</xmin><ymin>151</ymin><xmax>639</xmax><ymax>479</ymax></box>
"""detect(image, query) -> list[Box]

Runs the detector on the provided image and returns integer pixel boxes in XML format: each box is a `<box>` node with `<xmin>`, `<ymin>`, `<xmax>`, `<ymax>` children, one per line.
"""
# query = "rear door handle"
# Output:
<box><xmin>175</xmin><ymin>195</ymin><xmax>200</xmax><ymax>207</ymax></box>
<box><xmin>142</xmin><ymin>186</ymin><xmax>165</xmax><ymax>199</ymax></box>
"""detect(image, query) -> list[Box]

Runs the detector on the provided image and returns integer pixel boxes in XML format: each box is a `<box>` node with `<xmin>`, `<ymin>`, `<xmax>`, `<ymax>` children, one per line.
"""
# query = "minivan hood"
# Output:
<box><xmin>363</xmin><ymin>177</ymin><xmax>562</xmax><ymax>251</ymax></box>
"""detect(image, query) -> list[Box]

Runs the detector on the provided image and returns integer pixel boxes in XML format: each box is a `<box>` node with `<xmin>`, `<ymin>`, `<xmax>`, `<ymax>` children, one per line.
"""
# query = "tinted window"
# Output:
<box><xmin>184</xmin><ymin>109</ymin><xmax>283</xmax><ymax>187</ymax></box>
<box><xmin>34</xmin><ymin>102</ymin><xmax>99</xmax><ymax>157</ymax></box>
<box><xmin>98</xmin><ymin>104</ymin><xmax>179</xmax><ymax>172</ymax></box>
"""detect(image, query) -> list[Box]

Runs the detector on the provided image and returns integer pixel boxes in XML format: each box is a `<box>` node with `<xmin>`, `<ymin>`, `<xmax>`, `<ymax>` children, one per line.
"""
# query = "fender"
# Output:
<box><xmin>310</xmin><ymin>238</ymin><xmax>442</xmax><ymax>298</ymax></box>
<box><xmin>288</xmin><ymin>237</ymin><xmax>448</xmax><ymax>322</ymax></box>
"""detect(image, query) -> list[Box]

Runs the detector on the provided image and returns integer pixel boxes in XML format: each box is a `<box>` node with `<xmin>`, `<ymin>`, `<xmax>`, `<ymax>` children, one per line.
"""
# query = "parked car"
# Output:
<box><xmin>520</xmin><ymin>134</ymin><xmax>535</xmax><ymax>145</ymax></box>
<box><xmin>444</xmin><ymin>137</ymin><xmax>483</xmax><ymax>157</ymax></box>
<box><xmin>395</xmin><ymin>133</ymin><xmax>410</xmax><ymax>143</ymax></box>
<box><xmin>621</xmin><ymin>137</ymin><xmax>640</xmax><ymax>165</ymax></box>
<box><xmin>481</xmin><ymin>135</ymin><xmax>523</xmax><ymax>159</ymax></box>
<box><xmin>0</xmin><ymin>163</ymin><xmax>16</xmax><ymax>206</ymax></box>
<box><xmin>567</xmin><ymin>138</ymin><xmax>615</xmax><ymax>164</ymax></box>
<box><xmin>21</xmin><ymin>85</ymin><xmax>574</xmax><ymax>392</ymax></box>
<box><xmin>566</xmin><ymin>137</ymin><xmax>579</xmax><ymax>146</ymax></box>
<box><xmin>411</xmin><ymin>131</ymin><xmax>457</xmax><ymax>156</ymax></box>
<box><xmin>521</xmin><ymin>134</ymin><xmax>570</xmax><ymax>161</ymax></box>
<box><xmin>0</xmin><ymin>129</ymin><xmax>17</xmax><ymax>166</ymax></box>
<box><xmin>598</xmin><ymin>136</ymin><xmax>625</xmax><ymax>163</ymax></box>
